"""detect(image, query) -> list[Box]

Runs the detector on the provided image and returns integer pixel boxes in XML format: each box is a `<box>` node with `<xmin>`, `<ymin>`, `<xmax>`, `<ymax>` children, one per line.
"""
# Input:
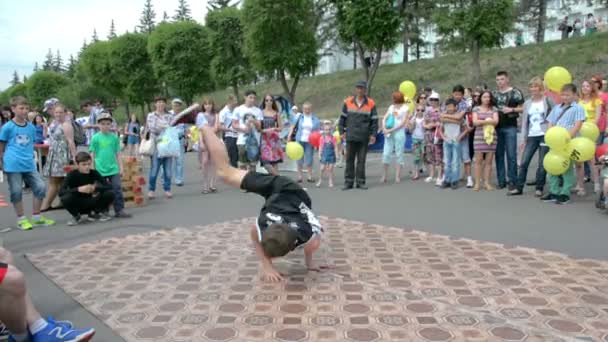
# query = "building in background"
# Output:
<box><xmin>316</xmin><ymin>0</ymin><xmax>608</xmax><ymax>76</ymax></box>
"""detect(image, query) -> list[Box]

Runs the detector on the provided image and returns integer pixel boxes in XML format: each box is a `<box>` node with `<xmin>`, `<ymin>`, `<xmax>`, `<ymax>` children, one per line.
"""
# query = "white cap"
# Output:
<box><xmin>43</xmin><ymin>98</ymin><xmax>60</xmax><ymax>112</ymax></box>
<box><xmin>429</xmin><ymin>92</ymin><xmax>440</xmax><ymax>100</ymax></box>
<box><xmin>172</xmin><ymin>98</ymin><xmax>183</xmax><ymax>105</ymax></box>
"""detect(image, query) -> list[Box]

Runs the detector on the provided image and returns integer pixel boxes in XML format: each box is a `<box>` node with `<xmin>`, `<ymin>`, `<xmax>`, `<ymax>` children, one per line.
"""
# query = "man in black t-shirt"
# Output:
<box><xmin>59</xmin><ymin>152</ymin><xmax>114</xmax><ymax>225</ymax></box>
<box><xmin>493</xmin><ymin>71</ymin><xmax>525</xmax><ymax>191</ymax></box>
<box><xmin>199</xmin><ymin>124</ymin><xmax>326</xmax><ymax>282</ymax></box>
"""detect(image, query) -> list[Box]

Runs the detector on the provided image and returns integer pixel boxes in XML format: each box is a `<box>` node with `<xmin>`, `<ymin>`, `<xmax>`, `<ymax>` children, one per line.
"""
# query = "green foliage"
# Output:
<box><xmin>54</xmin><ymin>49</ymin><xmax>64</xmax><ymax>73</ymax></box>
<box><xmin>10</xmin><ymin>71</ymin><xmax>20</xmax><ymax>87</ymax></box>
<box><xmin>148</xmin><ymin>21</ymin><xmax>212</xmax><ymax>102</ymax></box>
<box><xmin>79</xmin><ymin>40</ymin><xmax>122</xmax><ymax>96</ymax></box>
<box><xmin>108</xmin><ymin>20</ymin><xmax>118</xmax><ymax>39</ymax></box>
<box><xmin>92</xmin><ymin>29</ymin><xmax>99</xmax><ymax>43</ymax></box>
<box><xmin>139</xmin><ymin>0</ymin><xmax>156</xmax><ymax>34</ymax></box>
<box><xmin>173</xmin><ymin>0</ymin><xmax>192</xmax><ymax>21</ymax></box>
<box><xmin>334</xmin><ymin>0</ymin><xmax>401</xmax><ymax>53</ymax></box>
<box><xmin>25</xmin><ymin>71</ymin><xmax>69</xmax><ymax>109</ymax></box>
<box><xmin>206</xmin><ymin>7</ymin><xmax>254</xmax><ymax>95</ymax></box>
<box><xmin>42</xmin><ymin>49</ymin><xmax>54</xmax><ymax>71</ymax></box>
<box><xmin>433</xmin><ymin>0</ymin><xmax>515</xmax><ymax>52</ymax></box>
<box><xmin>108</xmin><ymin>33</ymin><xmax>158</xmax><ymax>106</ymax></box>
<box><xmin>243</xmin><ymin>0</ymin><xmax>318</xmax><ymax>77</ymax></box>
<box><xmin>0</xmin><ymin>83</ymin><xmax>29</xmax><ymax>105</ymax></box>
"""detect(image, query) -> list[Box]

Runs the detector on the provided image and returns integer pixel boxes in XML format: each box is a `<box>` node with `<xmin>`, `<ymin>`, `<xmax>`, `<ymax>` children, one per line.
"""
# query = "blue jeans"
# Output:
<box><xmin>495</xmin><ymin>126</ymin><xmax>518</xmax><ymax>187</ymax></box>
<box><xmin>443</xmin><ymin>140</ymin><xmax>461</xmax><ymax>183</ymax></box>
<box><xmin>105</xmin><ymin>174</ymin><xmax>125</xmax><ymax>214</ymax></box>
<box><xmin>149</xmin><ymin>154</ymin><xmax>173</xmax><ymax>192</ymax></box>
<box><xmin>174</xmin><ymin>138</ymin><xmax>185</xmax><ymax>185</ymax></box>
<box><xmin>297</xmin><ymin>141</ymin><xmax>315</xmax><ymax>168</ymax></box>
<box><xmin>6</xmin><ymin>171</ymin><xmax>46</xmax><ymax>203</ymax></box>
<box><xmin>516</xmin><ymin>136</ymin><xmax>548</xmax><ymax>191</ymax></box>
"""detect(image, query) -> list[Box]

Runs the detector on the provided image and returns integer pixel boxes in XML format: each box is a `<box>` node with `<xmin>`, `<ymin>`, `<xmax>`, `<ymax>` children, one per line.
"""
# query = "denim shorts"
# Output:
<box><xmin>460</xmin><ymin>139</ymin><xmax>471</xmax><ymax>163</ymax></box>
<box><xmin>6</xmin><ymin>171</ymin><xmax>46</xmax><ymax>203</ymax></box>
<box><xmin>297</xmin><ymin>141</ymin><xmax>315</xmax><ymax>167</ymax></box>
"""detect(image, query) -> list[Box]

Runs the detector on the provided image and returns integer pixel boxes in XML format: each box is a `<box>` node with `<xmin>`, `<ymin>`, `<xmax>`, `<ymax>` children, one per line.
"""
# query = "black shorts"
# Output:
<box><xmin>240</xmin><ymin>172</ymin><xmax>305</xmax><ymax>200</ymax></box>
<box><xmin>0</xmin><ymin>263</ymin><xmax>7</xmax><ymax>285</ymax></box>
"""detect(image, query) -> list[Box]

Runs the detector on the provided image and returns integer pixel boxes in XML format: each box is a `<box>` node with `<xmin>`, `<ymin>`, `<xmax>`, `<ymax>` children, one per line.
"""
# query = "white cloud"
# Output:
<box><xmin>0</xmin><ymin>0</ymin><xmax>208</xmax><ymax>93</ymax></box>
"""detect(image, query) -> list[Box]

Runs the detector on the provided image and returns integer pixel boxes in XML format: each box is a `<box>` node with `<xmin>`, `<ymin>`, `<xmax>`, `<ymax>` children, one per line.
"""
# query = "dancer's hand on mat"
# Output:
<box><xmin>261</xmin><ymin>264</ymin><xmax>284</xmax><ymax>283</ymax></box>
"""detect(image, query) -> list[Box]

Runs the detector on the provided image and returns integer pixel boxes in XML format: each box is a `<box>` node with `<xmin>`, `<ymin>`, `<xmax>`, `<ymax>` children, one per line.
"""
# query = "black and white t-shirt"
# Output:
<box><xmin>241</xmin><ymin>172</ymin><xmax>322</xmax><ymax>249</ymax></box>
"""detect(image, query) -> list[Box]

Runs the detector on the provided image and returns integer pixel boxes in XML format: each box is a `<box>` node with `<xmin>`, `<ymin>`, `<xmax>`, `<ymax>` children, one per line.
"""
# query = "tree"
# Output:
<box><xmin>518</xmin><ymin>0</ymin><xmax>547</xmax><ymax>43</ymax></box>
<box><xmin>207</xmin><ymin>7</ymin><xmax>254</xmax><ymax>99</ymax></box>
<box><xmin>173</xmin><ymin>0</ymin><xmax>192</xmax><ymax>21</ymax></box>
<box><xmin>92</xmin><ymin>28</ymin><xmax>99</xmax><ymax>43</ymax></box>
<box><xmin>207</xmin><ymin>0</ymin><xmax>240</xmax><ymax>11</ymax></box>
<box><xmin>433</xmin><ymin>0</ymin><xmax>515</xmax><ymax>84</ymax></box>
<box><xmin>66</xmin><ymin>55</ymin><xmax>77</xmax><ymax>78</ymax></box>
<box><xmin>243</xmin><ymin>0</ymin><xmax>318</xmax><ymax>103</ymax></box>
<box><xmin>54</xmin><ymin>49</ymin><xmax>64</xmax><ymax>73</ymax></box>
<box><xmin>397</xmin><ymin>0</ymin><xmax>434</xmax><ymax>62</ymax></box>
<box><xmin>23</xmin><ymin>75</ymin><xmax>28</xmax><ymax>83</ymax></box>
<box><xmin>11</xmin><ymin>71</ymin><xmax>20</xmax><ymax>86</ymax></box>
<box><xmin>42</xmin><ymin>49</ymin><xmax>54</xmax><ymax>71</ymax></box>
<box><xmin>139</xmin><ymin>0</ymin><xmax>157</xmax><ymax>34</ymax></box>
<box><xmin>108</xmin><ymin>19</ymin><xmax>117</xmax><ymax>39</ymax></box>
<box><xmin>148</xmin><ymin>21</ymin><xmax>212</xmax><ymax>103</ymax></box>
<box><xmin>79</xmin><ymin>41</ymin><xmax>123</xmax><ymax>97</ymax></box>
<box><xmin>109</xmin><ymin>33</ymin><xmax>158</xmax><ymax>107</ymax></box>
<box><xmin>25</xmin><ymin>71</ymin><xmax>70</xmax><ymax>109</ymax></box>
<box><xmin>333</xmin><ymin>0</ymin><xmax>401</xmax><ymax>95</ymax></box>
<box><xmin>78</xmin><ymin>39</ymin><xmax>88</xmax><ymax>58</ymax></box>
<box><xmin>33</xmin><ymin>62</ymin><xmax>39</xmax><ymax>72</ymax></box>
<box><xmin>162</xmin><ymin>11</ymin><xmax>169</xmax><ymax>22</ymax></box>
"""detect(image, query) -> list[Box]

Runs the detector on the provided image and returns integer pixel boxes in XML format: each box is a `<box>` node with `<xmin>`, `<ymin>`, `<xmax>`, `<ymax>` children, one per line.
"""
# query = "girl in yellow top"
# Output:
<box><xmin>575</xmin><ymin>80</ymin><xmax>604</xmax><ymax>195</ymax></box>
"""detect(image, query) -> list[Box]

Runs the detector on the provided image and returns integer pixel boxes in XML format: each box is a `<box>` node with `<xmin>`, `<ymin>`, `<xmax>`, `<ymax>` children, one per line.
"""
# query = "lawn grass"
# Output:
<box><xmin>201</xmin><ymin>32</ymin><xmax>608</xmax><ymax>120</ymax></box>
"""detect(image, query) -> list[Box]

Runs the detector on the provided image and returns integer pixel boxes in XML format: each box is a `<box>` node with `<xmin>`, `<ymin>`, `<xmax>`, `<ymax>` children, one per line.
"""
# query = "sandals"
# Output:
<box><xmin>210</xmin><ymin>187</ymin><xmax>218</xmax><ymax>193</ymax></box>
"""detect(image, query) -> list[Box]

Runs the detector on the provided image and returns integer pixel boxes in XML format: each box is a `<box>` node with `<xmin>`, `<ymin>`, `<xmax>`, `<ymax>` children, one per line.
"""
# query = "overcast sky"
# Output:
<box><xmin>0</xmin><ymin>0</ymin><xmax>208</xmax><ymax>91</ymax></box>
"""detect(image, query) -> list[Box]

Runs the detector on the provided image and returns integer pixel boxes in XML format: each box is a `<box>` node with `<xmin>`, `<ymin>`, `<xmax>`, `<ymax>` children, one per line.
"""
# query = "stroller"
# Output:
<box><xmin>595</xmin><ymin>155</ymin><xmax>608</xmax><ymax>210</ymax></box>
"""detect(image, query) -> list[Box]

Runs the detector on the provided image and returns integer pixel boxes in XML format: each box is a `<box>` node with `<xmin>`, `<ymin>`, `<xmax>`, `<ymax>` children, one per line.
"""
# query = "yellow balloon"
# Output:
<box><xmin>404</xmin><ymin>97</ymin><xmax>415</xmax><ymax>114</ymax></box>
<box><xmin>544</xmin><ymin>126</ymin><xmax>571</xmax><ymax>150</ymax></box>
<box><xmin>333</xmin><ymin>130</ymin><xmax>341</xmax><ymax>144</ymax></box>
<box><xmin>286</xmin><ymin>141</ymin><xmax>304</xmax><ymax>161</ymax></box>
<box><xmin>568</xmin><ymin>137</ymin><xmax>596</xmax><ymax>162</ymax></box>
<box><xmin>399</xmin><ymin>81</ymin><xmax>417</xmax><ymax>100</ymax></box>
<box><xmin>580</xmin><ymin>122</ymin><xmax>600</xmax><ymax>142</ymax></box>
<box><xmin>543</xmin><ymin>151</ymin><xmax>571</xmax><ymax>176</ymax></box>
<box><xmin>544</xmin><ymin>66</ymin><xmax>572</xmax><ymax>93</ymax></box>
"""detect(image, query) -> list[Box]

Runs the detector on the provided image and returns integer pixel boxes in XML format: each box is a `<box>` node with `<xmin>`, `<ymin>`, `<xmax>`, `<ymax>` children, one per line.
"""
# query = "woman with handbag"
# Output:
<box><xmin>288</xmin><ymin>102</ymin><xmax>320</xmax><ymax>183</ymax></box>
<box><xmin>146</xmin><ymin>96</ymin><xmax>174</xmax><ymax>199</ymax></box>
<box><xmin>41</xmin><ymin>103</ymin><xmax>77</xmax><ymax>212</ymax></box>
<box><xmin>381</xmin><ymin>92</ymin><xmax>409</xmax><ymax>184</ymax></box>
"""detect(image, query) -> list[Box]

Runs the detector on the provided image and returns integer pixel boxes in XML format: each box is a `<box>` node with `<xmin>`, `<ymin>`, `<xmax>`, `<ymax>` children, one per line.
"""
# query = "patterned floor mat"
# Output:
<box><xmin>27</xmin><ymin>217</ymin><xmax>608</xmax><ymax>342</ymax></box>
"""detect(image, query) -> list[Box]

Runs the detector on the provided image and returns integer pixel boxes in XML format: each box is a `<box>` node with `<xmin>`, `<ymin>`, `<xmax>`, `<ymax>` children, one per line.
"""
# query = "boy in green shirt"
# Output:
<box><xmin>89</xmin><ymin>113</ymin><xmax>132</xmax><ymax>218</ymax></box>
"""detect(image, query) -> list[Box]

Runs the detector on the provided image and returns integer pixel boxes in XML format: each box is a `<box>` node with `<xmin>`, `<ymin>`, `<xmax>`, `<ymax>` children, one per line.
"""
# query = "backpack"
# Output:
<box><xmin>72</xmin><ymin>120</ymin><xmax>86</xmax><ymax>146</ymax></box>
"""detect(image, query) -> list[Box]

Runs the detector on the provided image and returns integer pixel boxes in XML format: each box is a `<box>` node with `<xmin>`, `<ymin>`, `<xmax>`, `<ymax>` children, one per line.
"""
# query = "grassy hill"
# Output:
<box><xmin>202</xmin><ymin>32</ymin><xmax>608</xmax><ymax>119</ymax></box>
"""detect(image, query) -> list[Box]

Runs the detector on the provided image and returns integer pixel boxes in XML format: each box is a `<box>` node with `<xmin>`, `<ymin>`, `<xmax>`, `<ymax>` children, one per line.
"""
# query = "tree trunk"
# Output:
<box><xmin>402</xmin><ymin>25</ymin><xmax>410</xmax><ymax>63</ymax></box>
<box><xmin>278</xmin><ymin>70</ymin><xmax>299</xmax><ymax>104</ymax></box>
<box><xmin>536</xmin><ymin>0</ymin><xmax>547</xmax><ymax>43</ymax></box>
<box><xmin>353</xmin><ymin>41</ymin><xmax>357</xmax><ymax>69</ymax></box>
<box><xmin>366</xmin><ymin>48</ymin><xmax>383</xmax><ymax>97</ymax></box>
<box><xmin>141</xmin><ymin>104</ymin><xmax>145</xmax><ymax>117</ymax></box>
<box><xmin>124</xmin><ymin>102</ymin><xmax>130</xmax><ymax>121</ymax></box>
<box><xmin>471</xmin><ymin>39</ymin><xmax>481</xmax><ymax>85</ymax></box>
<box><xmin>415</xmin><ymin>0</ymin><xmax>421</xmax><ymax>60</ymax></box>
<box><xmin>356</xmin><ymin>42</ymin><xmax>370</xmax><ymax>86</ymax></box>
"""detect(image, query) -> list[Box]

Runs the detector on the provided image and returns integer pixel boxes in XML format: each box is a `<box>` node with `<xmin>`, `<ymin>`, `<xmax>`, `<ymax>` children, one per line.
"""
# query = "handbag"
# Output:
<box><xmin>156</xmin><ymin>127</ymin><xmax>181</xmax><ymax>158</ymax></box>
<box><xmin>289</xmin><ymin>115</ymin><xmax>301</xmax><ymax>142</ymax></box>
<box><xmin>385</xmin><ymin>114</ymin><xmax>395</xmax><ymax>129</ymax></box>
<box><xmin>138</xmin><ymin>137</ymin><xmax>154</xmax><ymax>156</ymax></box>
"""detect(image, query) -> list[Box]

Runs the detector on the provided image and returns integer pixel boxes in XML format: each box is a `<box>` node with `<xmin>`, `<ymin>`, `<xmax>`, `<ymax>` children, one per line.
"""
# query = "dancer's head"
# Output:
<box><xmin>261</xmin><ymin>224</ymin><xmax>299</xmax><ymax>258</ymax></box>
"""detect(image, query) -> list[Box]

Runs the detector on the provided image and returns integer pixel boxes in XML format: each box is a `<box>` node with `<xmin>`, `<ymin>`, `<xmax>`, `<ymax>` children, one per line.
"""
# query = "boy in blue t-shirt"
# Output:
<box><xmin>0</xmin><ymin>96</ymin><xmax>55</xmax><ymax>230</ymax></box>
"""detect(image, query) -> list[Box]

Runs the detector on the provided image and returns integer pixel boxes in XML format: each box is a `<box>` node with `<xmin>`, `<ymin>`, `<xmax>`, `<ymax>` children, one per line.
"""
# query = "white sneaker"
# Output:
<box><xmin>424</xmin><ymin>176</ymin><xmax>434</xmax><ymax>183</ymax></box>
<box><xmin>435</xmin><ymin>177</ymin><xmax>443</xmax><ymax>187</ymax></box>
<box><xmin>594</xmin><ymin>182</ymin><xmax>600</xmax><ymax>194</ymax></box>
<box><xmin>466</xmin><ymin>176</ymin><xmax>474</xmax><ymax>188</ymax></box>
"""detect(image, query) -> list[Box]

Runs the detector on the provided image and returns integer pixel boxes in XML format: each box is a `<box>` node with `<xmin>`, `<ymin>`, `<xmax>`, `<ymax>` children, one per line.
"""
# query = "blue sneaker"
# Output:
<box><xmin>30</xmin><ymin>317</ymin><xmax>94</xmax><ymax>342</ymax></box>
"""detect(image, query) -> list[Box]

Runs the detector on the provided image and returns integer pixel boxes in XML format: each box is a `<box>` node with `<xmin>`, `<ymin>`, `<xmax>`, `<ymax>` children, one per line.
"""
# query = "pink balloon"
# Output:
<box><xmin>309</xmin><ymin>131</ymin><xmax>321</xmax><ymax>148</ymax></box>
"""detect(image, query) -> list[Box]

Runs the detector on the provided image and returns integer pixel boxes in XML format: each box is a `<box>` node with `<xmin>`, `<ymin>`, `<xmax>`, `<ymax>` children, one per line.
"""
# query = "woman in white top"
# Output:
<box><xmin>509</xmin><ymin>77</ymin><xmax>555</xmax><ymax>197</ymax></box>
<box><xmin>381</xmin><ymin>92</ymin><xmax>410</xmax><ymax>183</ymax></box>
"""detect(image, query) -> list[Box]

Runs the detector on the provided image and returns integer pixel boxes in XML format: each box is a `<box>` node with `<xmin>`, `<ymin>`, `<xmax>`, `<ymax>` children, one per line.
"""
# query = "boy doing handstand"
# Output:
<box><xmin>199</xmin><ymin>125</ymin><xmax>327</xmax><ymax>282</ymax></box>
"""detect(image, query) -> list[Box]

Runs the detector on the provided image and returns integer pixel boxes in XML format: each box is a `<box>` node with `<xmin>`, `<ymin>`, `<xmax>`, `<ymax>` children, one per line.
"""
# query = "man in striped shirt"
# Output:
<box><xmin>541</xmin><ymin>83</ymin><xmax>585</xmax><ymax>205</ymax></box>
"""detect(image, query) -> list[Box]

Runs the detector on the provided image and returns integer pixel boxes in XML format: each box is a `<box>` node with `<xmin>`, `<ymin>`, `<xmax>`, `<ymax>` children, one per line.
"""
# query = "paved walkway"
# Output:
<box><xmin>1</xmin><ymin>153</ymin><xmax>608</xmax><ymax>341</ymax></box>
